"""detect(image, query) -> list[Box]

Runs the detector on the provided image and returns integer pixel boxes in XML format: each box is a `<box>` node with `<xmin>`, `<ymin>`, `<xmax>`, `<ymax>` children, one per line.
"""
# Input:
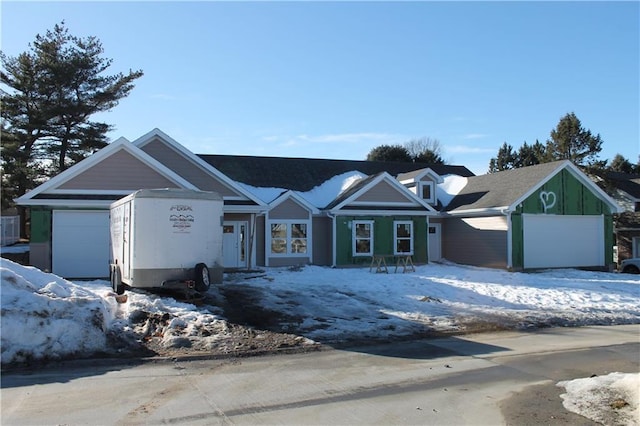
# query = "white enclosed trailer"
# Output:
<box><xmin>109</xmin><ymin>189</ymin><xmax>224</xmax><ymax>294</ymax></box>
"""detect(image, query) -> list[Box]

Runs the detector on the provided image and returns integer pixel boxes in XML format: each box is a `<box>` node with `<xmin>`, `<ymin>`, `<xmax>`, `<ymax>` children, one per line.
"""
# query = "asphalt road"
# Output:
<box><xmin>2</xmin><ymin>325</ymin><xmax>638</xmax><ymax>425</ymax></box>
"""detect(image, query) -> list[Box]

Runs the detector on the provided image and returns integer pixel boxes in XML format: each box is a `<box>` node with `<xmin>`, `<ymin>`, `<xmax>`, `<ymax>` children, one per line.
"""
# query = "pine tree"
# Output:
<box><xmin>546</xmin><ymin>112</ymin><xmax>603</xmax><ymax>166</ymax></box>
<box><xmin>488</xmin><ymin>142</ymin><xmax>516</xmax><ymax>172</ymax></box>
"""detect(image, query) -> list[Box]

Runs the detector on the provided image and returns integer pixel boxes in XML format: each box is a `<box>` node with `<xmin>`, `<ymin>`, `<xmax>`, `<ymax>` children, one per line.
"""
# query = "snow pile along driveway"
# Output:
<box><xmin>1</xmin><ymin>260</ymin><xmax>111</xmax><ymax>364</ymax></box>
<box><xmin>1</xmin><ymin>258</ymin><xmax>639</xmax><ymax>365</ymax></box>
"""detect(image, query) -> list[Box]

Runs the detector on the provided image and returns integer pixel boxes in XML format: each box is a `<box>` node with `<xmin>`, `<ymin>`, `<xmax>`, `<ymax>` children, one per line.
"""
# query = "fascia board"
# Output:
<box><xmin>17</xmin><ymin>199</ymin><xmax>116</xmax><ymax>208</ymax></box>
<box><xmin>329</xmin><ymin>209</ymin><xmax>434</xmax><ymax>216</ymax></box>
<box><xmin>223</xmin><ymin>205</ymin><xmax>268</xmax><ymax>214</ymax></box>
<box><xmin>45</xmin><ymin>189</ymin><xmax>138</xmax><ymax>195</ymax></box>
<box><xmin>133</xmin><ymin>128</ymin><xmax>267</xmax><ymax>207</ymax></box>
<box><xmin>442</xmin><ymin>207</ymin><xmax>510</xmax><ymax>217</ymax></box>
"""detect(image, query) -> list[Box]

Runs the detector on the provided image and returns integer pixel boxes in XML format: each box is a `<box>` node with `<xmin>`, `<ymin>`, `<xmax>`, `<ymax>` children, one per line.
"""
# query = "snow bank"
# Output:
<box><xmin>558</xmin><ymin>372</ymin><xmax>639</xmax><ymax>426</ymax></box>
<box><xmin>1</xmin><ymin>259</ymin><xmax>113</xmax><ymax>364</ymax></box>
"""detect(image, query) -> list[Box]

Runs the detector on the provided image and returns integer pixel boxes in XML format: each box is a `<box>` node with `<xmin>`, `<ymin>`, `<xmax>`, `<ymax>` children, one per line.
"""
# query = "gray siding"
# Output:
<box><xmin>141</xmin><ymin>138</ymin><xmax>239</xmax><ymax>197</ymax></box>
<box><xmin>268</xmin><ymin>257</ymin><xmax>311</xmax><ymax>267</ymax></box>
<box><xmin>442</xmin><ymin>216</ymin><xmax>508</xmax><ymax>269</ymax></box>
<box><xmin>354</xmin><ymin>181</ymin><xmax>410</xmax><ymax>203</ymax></box>
<box><xmin>256</xmin><ymin>215</ymin><xmax>265</xmax><ymax>267</ymax></box>
<box><xmin>58</xmin><ymin>150</ymin><xmax>178</xmax><ymax>190</ymax></box>
<box><xmin>29</xmin><ymin>242</ymin><xmax>51</xmax><ymax>273</ymax></box>
<box><xmin>312</xmin><ymin>216</ymin><xmax>332</xmax><ymax>266</ymax></box>
<box><xmin>269</xmin><ymin>199</ymin><xmax>310</xmax><ymax>220</ymax></box>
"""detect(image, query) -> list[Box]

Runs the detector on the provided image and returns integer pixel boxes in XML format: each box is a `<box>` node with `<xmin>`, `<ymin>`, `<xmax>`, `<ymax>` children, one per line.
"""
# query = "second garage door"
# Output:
<box><xmin>523</xmin><ymin>214</ymin><xmax>604</xmax><ymax>269</ymax></box>
<box><xmin>52</xmin><ymin>210</ymin><xmax>110</xmax><ymax>279</ymax></box>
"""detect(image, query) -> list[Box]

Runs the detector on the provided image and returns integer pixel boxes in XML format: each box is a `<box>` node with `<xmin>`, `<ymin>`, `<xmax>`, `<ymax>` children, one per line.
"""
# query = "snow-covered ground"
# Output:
<box><xmin>2</xmin><ymin>258</ymin><xmax>639</xmax><ymax>423</ymax></box>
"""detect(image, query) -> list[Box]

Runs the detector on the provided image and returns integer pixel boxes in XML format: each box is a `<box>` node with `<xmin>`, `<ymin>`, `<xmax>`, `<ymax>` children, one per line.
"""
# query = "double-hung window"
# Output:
<box><xmin>352</xmin><ymin>220</ymin><xmax>374</xmax><ymax>256</ymax></box>
<box><xmin>269</xmin><ymin>221</ymin><xmax>309</xmax><ymax>255</ymax></box>
<box><xmin>394</xmin><ymin>221</ymin><xmax>414</xmax><ymax>255</ymax></box>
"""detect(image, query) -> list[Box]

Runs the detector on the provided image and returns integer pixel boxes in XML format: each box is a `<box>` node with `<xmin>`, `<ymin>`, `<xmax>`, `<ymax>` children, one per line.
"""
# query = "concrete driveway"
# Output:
<box><xmin>2</xmin><ymin>325</ymin><xmax>638</xmax><ymax>425</ymax></box>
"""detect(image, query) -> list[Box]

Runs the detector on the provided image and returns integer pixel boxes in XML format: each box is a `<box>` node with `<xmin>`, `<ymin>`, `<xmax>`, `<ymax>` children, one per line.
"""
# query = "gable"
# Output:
<box><xmin>353</xmin><ymin>180</ymin><xmax>415</xmax><ymax>204</ymax></box>
<box><xmin>57</xmin><ymin>149</ymin><xmax>179</xmax><ymax>190</ymax></box>
<box><xmin>269</xmin><ymin>198</ymin><xmax>311</xmax><ymax>220</ymax></box>
<box><xmin>328</xmin><ymin>173</ymin><xmax>436</xmax><ymax>215</ymax></box>
<box><xmin>518</xmin><ymin>169</ymin><xmax>612</xmax><ymax>215</ymax></box>
<box><xmin>140</xmin><ymin>137</ymin><xmax>243</xmax><ymax>198</ymax></box>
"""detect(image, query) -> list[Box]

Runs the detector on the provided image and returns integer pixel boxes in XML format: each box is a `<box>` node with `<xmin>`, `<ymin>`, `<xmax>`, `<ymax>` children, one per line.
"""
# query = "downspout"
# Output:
<box><xmin>328</xmin><ymin>212</ymin><xmax>337</xmax><ymax>267</ymax></box>
<box><xmin>502</xmin><ymin>208</ymin><xmax>513</xmax><ymax>270</ymax></box>
<box><xmin>247</xmin><ymin>210</ymin><xmax>267</xmax><ymax>271</ymax></box>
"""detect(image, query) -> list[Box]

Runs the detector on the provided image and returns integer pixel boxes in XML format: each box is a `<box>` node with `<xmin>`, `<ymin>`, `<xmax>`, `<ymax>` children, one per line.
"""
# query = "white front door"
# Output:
<box><xmin>223</xmin><ymin>221</ymin><xmax>247</xmax><ymax>268</ymax></box>
<box><xmin>428</xmin><ymin>223</ymin><xmax>442</xmax><ymax>262</ymax></box>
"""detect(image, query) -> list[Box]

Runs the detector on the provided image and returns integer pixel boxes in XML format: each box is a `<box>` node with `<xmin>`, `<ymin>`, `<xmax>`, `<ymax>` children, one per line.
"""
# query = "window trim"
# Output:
<box><xmin>394</xmin><ymin>220</ymin><xmax>414</xmax><ymax>255</ymax></box>
<box><xmin>418</xmin><ymin>181</ymin><xmax>435</xmax><ymax>204</ymax></box>
<box><xmin>267</xmin><ymin>220</ymin><xmax>310</xmax><ymax>257</ymax></box>
<box><xmin>352</xmin><ymin>220</ymin><xmax>374</xmax><ymax>257</ymax></box>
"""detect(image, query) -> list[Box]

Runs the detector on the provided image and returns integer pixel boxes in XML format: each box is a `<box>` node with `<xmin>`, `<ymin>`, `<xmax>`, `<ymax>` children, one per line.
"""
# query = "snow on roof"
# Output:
<box><xmin>237</xmin><ymin>171</ymin><xmax>367</xmax><ymax>207</ymax></box>
<box><xmin>300</xmin><ymin>171</ymin><xmax>367</xmax><ymax>208</ymax></box>
<box><xmin>436</xmin><ymin>174</ymin><xmax>468</xmax><ymax>208</ymax></box>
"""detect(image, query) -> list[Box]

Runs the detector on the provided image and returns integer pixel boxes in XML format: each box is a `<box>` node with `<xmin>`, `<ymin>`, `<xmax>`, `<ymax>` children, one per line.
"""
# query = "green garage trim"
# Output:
<box><xmin>511</xmin><ymin>169</ymin><xmax>615</xmax><ymax>270</ymax></box>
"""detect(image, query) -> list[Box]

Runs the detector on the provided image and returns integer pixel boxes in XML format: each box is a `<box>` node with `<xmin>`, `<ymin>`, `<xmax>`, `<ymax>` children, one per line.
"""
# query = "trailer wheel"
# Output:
<box><xmin>111</xmin><ymin>265</ymin><xmax>125</xmax><ymax>295</ymax></box>
<box><xmin>194</xmin><ymin>263</ymin><xmax>210</xmax><ymax>292</ymax></box>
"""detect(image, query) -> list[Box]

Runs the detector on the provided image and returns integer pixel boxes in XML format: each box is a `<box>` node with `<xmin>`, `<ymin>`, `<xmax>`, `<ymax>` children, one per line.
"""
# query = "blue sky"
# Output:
<box><xmin>2</xmin><ymin>1</ymin><xmax>638</xmax><ymax>175</ymax></box>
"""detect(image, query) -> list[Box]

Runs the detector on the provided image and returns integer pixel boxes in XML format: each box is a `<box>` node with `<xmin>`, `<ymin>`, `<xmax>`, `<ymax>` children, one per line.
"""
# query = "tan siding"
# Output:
<box><xmin>141</xmin><ymin>138</ymin><xmax>241</xmax><ymax>197</ymax></box>
<box><xmin>58</xmin><ymin>150</ymin><xmax>178</xmax><ymax>190</ymax></box>
<box><xmin>442</xmin><ymin>217</ymin><xmax>508</xmax><ymax>269</ymax></box>
<box><xmin>419</xmin><ymin>175</ymin><xmax>436</xmax><ymax>183</ymax></box>
<box><xmin>312</xmin><ymin>216</ymin><xmax>332</xmax><ymax>266</ymax></box>
<box><xmin>269</xmin><ymin>199</ymin><xmax>310</xmax><ymax>220</ymax></box>
<box><xmin>354</xmin><ymin>181</ymin><xmax>411</xmax><ymax>203</ymax></box>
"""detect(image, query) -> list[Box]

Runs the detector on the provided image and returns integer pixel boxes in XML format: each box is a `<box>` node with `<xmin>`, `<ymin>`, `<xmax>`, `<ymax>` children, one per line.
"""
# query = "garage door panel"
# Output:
<box><xmin>523</xmin><ymin>215</ymin><xmax>603</xmax><ymax>269</ymax></box>
<box><xmin>52</xmin><ymin>211</ymin><xmax>110</xmax><ymax>278</ymax></box>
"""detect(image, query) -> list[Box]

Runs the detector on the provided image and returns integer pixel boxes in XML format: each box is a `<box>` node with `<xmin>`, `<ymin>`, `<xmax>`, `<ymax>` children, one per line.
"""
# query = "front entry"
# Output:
<box><xmin>223</xmin><ymin>221</ymin><xmax>247</xmax><ymax>268</ymax></box>
<box><xmin>428</xmin><ymin>223</ymin><xmax>442</xmax><ymax>262</ymax></box>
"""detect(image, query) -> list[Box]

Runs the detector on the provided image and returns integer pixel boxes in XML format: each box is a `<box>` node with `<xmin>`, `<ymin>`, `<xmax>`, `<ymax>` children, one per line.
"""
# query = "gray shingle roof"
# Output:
<box><xmin>446</xmin><ymin>161</ymin><xmax>565</xmax><ymax>212</ymax></box>
<box><xmin>605</xmin><ymin>172</ymin><xmax>640</xmax><ymax>199</ymax></box>
<box><xmin>198</xmin><ymin>154</ymin><xmax>474</xmax><ymax>192</ymax></box>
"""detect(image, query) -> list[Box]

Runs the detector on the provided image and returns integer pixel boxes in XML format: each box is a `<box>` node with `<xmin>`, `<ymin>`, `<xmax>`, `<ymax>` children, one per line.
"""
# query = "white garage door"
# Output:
<box><xmin>52</xmin><ymin>210</ymin><xmax>110</xmax><ymax>278</ymax></box>
<box><xmin>523</xmin><ymin>214</ymin><xmax>604</xmax><ymax>269</ymax></box>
